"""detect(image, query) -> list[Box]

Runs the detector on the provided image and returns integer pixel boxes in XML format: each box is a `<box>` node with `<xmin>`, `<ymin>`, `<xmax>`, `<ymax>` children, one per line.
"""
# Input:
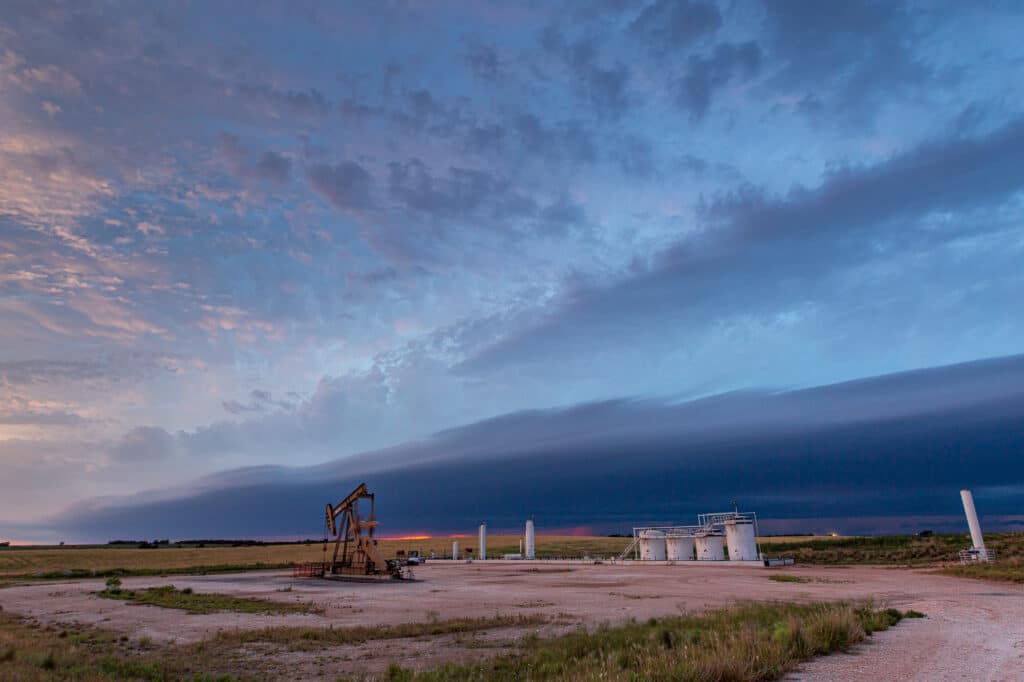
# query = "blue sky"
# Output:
<box><xmin>1</xmin><ymin>1</ymin><xmax>1023</xmax><ymax>538</ymax></box>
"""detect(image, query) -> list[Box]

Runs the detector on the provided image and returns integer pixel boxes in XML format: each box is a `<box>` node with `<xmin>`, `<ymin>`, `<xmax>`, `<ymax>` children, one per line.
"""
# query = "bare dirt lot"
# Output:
<box><xmin>2</xmin><ymin>561</ymin><xmax>1021</xmax><ymax>680</ymax></box>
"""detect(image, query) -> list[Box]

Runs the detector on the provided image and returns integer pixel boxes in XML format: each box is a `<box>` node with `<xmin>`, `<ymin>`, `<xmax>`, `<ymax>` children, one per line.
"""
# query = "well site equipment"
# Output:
<box><xmin>959</xmin><ymin>489</ymin><xmax>993</xmax><ymax>563</ymax></box>
<box><xmin>665</xmin><ymin>534</ymin><xmax>695</xmax><ymax>561</ymax></box>
<box><xmin>293</xmin><ymin>482</ymin><xmax>412</xmax><ymax>580</ymax></box>
<box><xmin>695</xmin><ymin>532</ymin><xmax>725</xmax><ymax>560</ymax></box>
<box><xmin>625</xmin><ymin>508</ymin><xmax>762</xmax><ymax>563</ymax></box>
<box><xmin>639</xmin><ymin>529</ymin><xmax>667</xmax><ymax>560</ymax></box>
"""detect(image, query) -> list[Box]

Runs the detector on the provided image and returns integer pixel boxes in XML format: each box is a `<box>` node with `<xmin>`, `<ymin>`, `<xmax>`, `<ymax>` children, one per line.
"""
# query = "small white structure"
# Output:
<box><xmin>695</xmin><ymin>533</ymin><xmax>725</xmax><ymax>560</ymax></box>
<box><xmin>452</xmin><ymin>540</ymin><xmax>459</xmax><ymax>560</ymax></box>
<box><xmin>724</xmin><ymin>518</ymin><xmax>758</xmax><ymax>561</ymax></box>
<box><xmin>960</xmin><ymin>489</ymin><xmax>989</xmax><ymax>562</ymax></box>
<box><xmin>639</xmin><ymin>529</ymin><xmax>667</xmax><ymax>560</ymax></box>
<box><xmin>666</xmin><ymin>534</ymin><xmax>695</xmax><ymax>561</ymax></box>
<box><xmin>479</xmin><ymin>523</ymin><xmax>487</xmax><ymax>560</ymax></box>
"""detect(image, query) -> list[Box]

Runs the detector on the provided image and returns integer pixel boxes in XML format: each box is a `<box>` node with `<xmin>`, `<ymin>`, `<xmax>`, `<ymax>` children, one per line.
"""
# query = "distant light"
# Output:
<box><xmin>386</xmin><ymin>535</ymin><xmax>431</xmax><ymax>541</ymax></box>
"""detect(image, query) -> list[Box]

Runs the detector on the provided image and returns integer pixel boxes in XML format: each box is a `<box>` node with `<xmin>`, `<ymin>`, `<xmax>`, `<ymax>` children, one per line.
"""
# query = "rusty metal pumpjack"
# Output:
<box><xmin>322</xmin><ymin>483</ymin><xmax>408</xmax><ymax>580</ymax></box>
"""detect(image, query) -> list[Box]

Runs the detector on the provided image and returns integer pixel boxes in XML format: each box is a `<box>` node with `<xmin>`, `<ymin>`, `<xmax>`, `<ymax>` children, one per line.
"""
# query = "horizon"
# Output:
<box><xmin>2</xmin><ymin>1</ymin><xmax>1023</xmax><ymax>542</ymax></box>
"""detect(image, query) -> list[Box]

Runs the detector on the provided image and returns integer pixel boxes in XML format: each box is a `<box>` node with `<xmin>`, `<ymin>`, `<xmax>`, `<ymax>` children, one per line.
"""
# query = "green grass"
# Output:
<box><xmin>97</xmin><ymin>583</ymin><xmax>321</xmax><ymax>615</ymax></box>
<box><xmin>768</xmin><ymin>575</ymin><xmax>811</xmax><ymax>583</ymax></box>
<box><xmin>937</xmin><ymin>557</ymin><xmax>1024</xmax><ymax>583</ymax></box>
<box><xmin>0</xmin><ymin>609</ymin><xmax>242</xmax><ymax>680</ymax></box>
<box><xmin>381</xmin><ymin>602</ymin><xmax>920</xmax><ymax>681</ymax></box>
<box><xmin>764</xmin><ymin>532</ymin><xmax>1024</xmax><ymax>565</ymax></box>
<box><xmin>213</xmin><ymin>613</ymin><xmax>549</xmax><ymax>652</ymax></box>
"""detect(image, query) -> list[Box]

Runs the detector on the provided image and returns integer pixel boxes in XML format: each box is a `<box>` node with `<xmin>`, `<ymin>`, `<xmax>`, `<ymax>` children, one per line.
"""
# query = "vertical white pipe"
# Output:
<box><xmin>525</xmin><ymin>518</ymin><xmax>535</xmax><ymax>559</ymax></box>
<box><xmin>960</xmin><ymin>489</ymin><xmax>987</xmax><ymax>559</ymax></box>
<box><xmin>479</xmin><ymin>523</ymin><xmax>487</xmax><ymax>560</ymax></box>
<box><xmin>452</xmin><ymin>540</ymin><xmax>459</xmax><ymax>560</ymax></box>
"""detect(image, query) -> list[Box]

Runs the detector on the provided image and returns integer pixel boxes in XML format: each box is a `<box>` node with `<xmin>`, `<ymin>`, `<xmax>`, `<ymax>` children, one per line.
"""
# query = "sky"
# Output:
<box><xmin>1</xmin><ymin>1</ymin><xmax>1023</xmax><ymax>541</ymax></box>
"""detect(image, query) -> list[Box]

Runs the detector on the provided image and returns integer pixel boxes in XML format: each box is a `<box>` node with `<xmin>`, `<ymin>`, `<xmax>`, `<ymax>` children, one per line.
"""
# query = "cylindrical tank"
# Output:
<box><xmin>695</xmin><ymin>533</ymin><xmax>725</xmax><ymax>560</ymax></box>
<box><xmin>666</xmin><ymin>534</ymin><xmax>695</xmax><ymax>561</ymax></box>
<box><xmin>525</xmin><ymin>518</ymin><xmax>535</xmax><ymax>559</ymax></box>
<box><xmin>452</xmin><ymin>541</ymin><xmax>459</xmax><ymax>560</ymax></box>
<box><xmin>639</xmin><ymin>530</ymin><xmax>667</xmax><ymax>560</ymax></box>
<box><xmin>960</xmin><ymin>489</ymin><xmax>988</xmax><ymax>559</ymax></box>
<box><xmin>724</xmin><ymin>520</ymin><xmax>758</xmax><ymax>561</ymax></box>
<box><xmin>479</xmin><ymin>523</ymin><xmax>487</xmax><ymax>560</ymax></box>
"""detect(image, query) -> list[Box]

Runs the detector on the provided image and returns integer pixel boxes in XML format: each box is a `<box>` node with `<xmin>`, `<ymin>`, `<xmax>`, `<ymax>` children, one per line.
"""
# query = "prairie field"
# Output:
<box><xmin>3</xmin><ymin>533</ymin><xmax>1021</xmax><ymax>580</ymax></box>
<box><xmin>0</xmin><ymin>536</ymin><xmax>630</xmax><ymax>578</ymax></box>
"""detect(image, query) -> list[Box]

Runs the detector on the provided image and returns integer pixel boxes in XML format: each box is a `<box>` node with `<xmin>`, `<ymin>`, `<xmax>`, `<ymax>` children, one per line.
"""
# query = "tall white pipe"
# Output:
<box><xmin>525</xmin><ymin>518</ymin><xmax>535</xmax><ymax>559</ymax></box>
<box><xmin>479</xmin><ymin>523</ymin><xmax>487</xmax><ymax>560</ymax></box>
<box><xmin>960</xmin><ymin>489</ymin><xmax>987</xmax><ymax>559</ymax></box>
<box><xmin>452</xmin><ymin>540</ymin><xmax>459</xmax><ymax>560</ymax></box>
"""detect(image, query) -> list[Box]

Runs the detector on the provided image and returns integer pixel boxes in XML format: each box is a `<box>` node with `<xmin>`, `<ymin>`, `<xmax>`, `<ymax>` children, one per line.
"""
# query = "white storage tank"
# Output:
<box><xmin>479</xmin><ymin>523</ymin><xmax>487</xmax><ymax>560</ymax></box>
<box><xmin>452</xmin><ymin>541</ymin><xmax>459</xmax><ymax>560</ymax></box>
<box><xmin>666</xmin><ymin>534</ymin><xmax>695</xmax><ymax>561</ymax></box>
<box><xmin>695</xmin><ymin>532</ymin><xmax>725</xmax><ymax>560</ymax></box>
<box><xmin>724</xmin><ymin>519</ymin><xmax>758</xmax><ymax>561</ymax></box>
<box><xmin>639</xmin><ymin>530</ymin><xmax>667</xmax><ymax>560</ymax></box>
<box><xmin>525</xmin><ymin>518</ymin><xmax>536</xmax><ymax>559</ymax></box>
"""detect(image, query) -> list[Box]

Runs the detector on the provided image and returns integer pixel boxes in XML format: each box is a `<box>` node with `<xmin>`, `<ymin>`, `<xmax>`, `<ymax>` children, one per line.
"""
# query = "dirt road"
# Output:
<box><xmin>1</xmin><ymin>561</ymin><xmax>1021</xmax><ymax>678</ymax></box>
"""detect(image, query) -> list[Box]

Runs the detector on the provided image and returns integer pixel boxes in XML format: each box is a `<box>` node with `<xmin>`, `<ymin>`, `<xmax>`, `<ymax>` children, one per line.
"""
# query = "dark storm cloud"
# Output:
<box><xmin>307</xmin><ymin>161</ymin><xmax>376</xmax><ymax>210</ymax></box>
<box><xmin>542</xmin><ymin>27</ymin><xmax>631</xmax><ymax>118</ymax></box>
<box><xmin>629</xmin><ymin>0</ymin><xmax>722</xmax><ymax>53</ymax></box>
<box><xmin>459</xmin><ymin>118</ymin><xmax>1024</xmax><ymax>372</ymax></box>
<box><xmin>513</xmin><ymin>115</ymin><xmax>597</xmax><ymax>165</ymax></box>
<box><xmin>678</xmin><ymin>41</ymin><xmax>762</xmax><ymax>120</ymax></box>
<box><xmin>613</xmin><ymin>135</ymin><xmax>657</xmax><ymax>178</ymax></box>
<box><xmin>465</xmin><ymin>43</ymin><xmax>501</xmax><ymax>81</ymax></box>
<box><xmin>55</xmin><ymin>355</ymin><xmax>1024</xmax><ymax>539</ymax></box>
<box><xmin>220</xmin><ymin>135</ymin><xmax>292</xmax><ymax>186</ymax></box>
<box><xmin>386</xmin><ymin>158</ymin><xmax>537</xmax><ymax>223</ymax></box>
<box><xmin>760</xmin><ymin>0</ymin><xmax>933</xmax><ymax>122</ymax></box>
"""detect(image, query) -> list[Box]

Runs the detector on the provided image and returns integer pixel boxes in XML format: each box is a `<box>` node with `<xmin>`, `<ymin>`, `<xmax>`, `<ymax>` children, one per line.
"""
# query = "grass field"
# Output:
<box><xmin>381</xmin><ymin>601</ymin><xmax>921</xmax><ymax>681</ymax></box>
<box><xmin>761</xmin><ymin>532</ymin><xmax>1024</xmax><ymax>565</ymax></box>
<box><xmin>97</xmin><ymin>580</ymin><xmax>321</xmax><ymax>615</ymax></box>
<box><xmin>0</xmin><ymin>600</ymin><xmax>917</xmax><ymax>681</ymax></box>
<box><xmin>937</xmin><ymin>557</ymin><xmax>1024</xmax><ymax>583</ymax></box>
<box><xmin>3</xmin><ymin>533</ymin><xmax>1022</xmax><ymax>580</ymax></box>
<box><xmin>0</xmin><ymin>536</ymin><xmax>632</xmax><ymax>578</ymax></box>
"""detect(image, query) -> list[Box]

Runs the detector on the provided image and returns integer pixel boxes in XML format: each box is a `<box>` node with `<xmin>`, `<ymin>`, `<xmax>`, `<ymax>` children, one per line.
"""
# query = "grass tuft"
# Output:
<box><xmin>384</xmin><ymin>601</ymin><xmax>918</xmax><ymax>681</ymax></box>
<box><xmin>937</xmin><ymin>558</ymin><xmax>1024</xmax><ymax>584</ymax></box>
<box><xmin>97</xmin><ymin>584</ymin><xmax>321</xmax><ymax>615</ymax></box>
<box><xmin>214</xmin><ymin>613</ymin><xmax>547</xmax><ymax>652</ymax></box>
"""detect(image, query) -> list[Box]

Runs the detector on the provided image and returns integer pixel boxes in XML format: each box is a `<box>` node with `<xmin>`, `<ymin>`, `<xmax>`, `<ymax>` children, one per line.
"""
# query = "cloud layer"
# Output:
<box><xmin>42</xmin><ymin>354</ymin><xmax>1024</xmax><ymax>541</ymax></box>
<box><xmin>1</xmin><ymin>1</ymin><xmax>1023</xmax><ymax>532</ymax></box>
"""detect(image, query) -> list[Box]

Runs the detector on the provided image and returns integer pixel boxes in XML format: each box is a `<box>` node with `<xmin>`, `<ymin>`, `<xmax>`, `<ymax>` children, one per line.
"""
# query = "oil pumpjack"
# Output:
<box><xmin>303</xmin><ymin>483</ymin><xmax>410</xmax><ymax>580</ymax></box>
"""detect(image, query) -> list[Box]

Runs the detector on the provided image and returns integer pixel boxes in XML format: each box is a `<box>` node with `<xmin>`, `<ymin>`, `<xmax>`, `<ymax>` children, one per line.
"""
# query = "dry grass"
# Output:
<box><xmin>0</xmin><ymin>596</ymin><xmax>918</xmax><ymax>682</ymax></box>
<box><xmin>6</xmin><ymin>532</ymin><xmax>1019</xmax><ymax>579</ymax></box>
<box><xmin>0</xmin><ymin>536</ymin><xmax>632</xmax><ymax>578</ymax></box>
<box><xmin>383</xmin><ymin>601</ymin><xmax>919</xmax><ymax>681</ymax></box>
<box><xmin>761</xmin><ymin>532</ymin><xmax>1024</xmax><ymax>565</ymax></box>
<box><xmin>937</xmin><ymin>557</ymin><xmax>1024</xmax><ymax>584</ymax></box>
<box><xmin>0</xmin><ymin>609</ymin><xmax>236</xmax><ymax>681</ymax></box>
<box><xmin>97</xmin><ymin>582</ymin><xmax>321</xmax><ymax>615</ymax></box>
<box><xmin>211</xmin><ymin>613</ymin><xmax>549</xmax><ymax>652</ymax></box>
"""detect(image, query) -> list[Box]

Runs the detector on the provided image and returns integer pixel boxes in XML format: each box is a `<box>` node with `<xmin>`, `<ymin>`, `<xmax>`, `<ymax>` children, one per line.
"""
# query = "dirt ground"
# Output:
<box><xmin>1</xmin><ymin>561</ymin><xmax>1021</xmax><ymax>679</ymax></box>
